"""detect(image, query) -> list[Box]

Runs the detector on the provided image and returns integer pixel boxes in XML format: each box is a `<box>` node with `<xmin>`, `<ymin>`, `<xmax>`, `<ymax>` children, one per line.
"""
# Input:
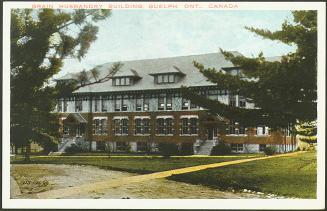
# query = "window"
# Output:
<box><xmin>239</xmin><ymin>126</ymin><xmax>246</xmax><ymax>134</ymax></box>
<box><xmin>257</xmin><ymin>125</ymin><xmax>269</xmax><ymax>135</ymax></box>
<box><xmin>190</xmin><ymin>101</ymin><xmax>197</xmax><ymax>109</ymax></box>
<box><xmin>125</xmin><ymin>77</ymin><xmax>130</xmax><ymax>85</ymax></box>
<box><xmin>158</xmin><ymin>94</ymin><xmax>165</xmax><ymax>110</ymax></box>
<box><xmin>101</xmin><ymin>98</ymin><xmax>108</xmax><ymax>112</ymax></box>
<box><xmin>116</xmin><ymin>142</ymin><xmax>128</xmax><ymax>151</ymax></box>
<box><xmin>229</xmin><ymin>120</ymin><xmax>245</xmax><ymax>135</ymax></box>
<box><xmin>190</xmin><ymin>118</ymin><xmax>198</xmax><ymax>135</ymax></box>
<box><xmin>213</xmin><ymin>128</ymin><xmax>219</xmax><ymax>138</ymax></box>
<box><xmin>63</xmin><ymin>126</ymin><xmax>69</xmax><ymax>135</ymax></box>
<box><xmin>229</xmin><ymin>120</ymin><xmax>236</xmax><ymax>134</ymax></box>
<box><xmin>114</xmin><ymin>96</ymin><xmax>121</xmax><ymax>111</ymax></box>
<box><xmin>163</xmin><ymin>75</ymin><xmax>168</xmax><ymax>83</ymax></box>
<box><xmin>157</xmin><ymin>118</ymin><xmax>165</xmax><ymax>135</ymax></box>
<box><xmin>158</xmin><ymin>75</ymin><xmax>163</xmax><ymax>83</ymax></box>
<box><xmin>135</xmin><ymin>119</ymin><xmax>142</xmax><ymax>134</ymax></box>
<box><xmin>93</xmin><ymin>118</ymin><xmax>108</xmax><ymax>135</ymax></box>
<box><xmin>259</xmin><ymin>144</ymin><xmax>266</xmax><ymax>152</ymax></box>
<box><xmin>114</xmin><ymin>118</ymin><xmax>129</xmax><ymax>135</ymax></box>
<box><xmin>166</xmin><ymin>118</ymin><xmax>173</xmax><ymax>135</ymax></box>
<box><xmin>57</xmin><ymin>100</ymin><xmax>63</xmax><ymax>112</ymax></box>
<box><xmin>180</xmin><ymin>118</ymin><xmax>198</xmax><ymax>135</ymax></box>
<box><xmin>229</xmin><ymin>95</ymin><xmax>236</xmax><ymax>107</ymax></box>
<box><xmin>143</xmin><ymin>95</ymin><xmax>149</xmax><ymax>111</ymax></box>
<box><xmin>239</xmin><ymin>96</ymin><xmax>246</xmax><ymax>108</ymax></box>
<box><xmin>122</xmin><ymin>119</ymin><xmax>128</xmax><ymax>134</ymax></box>
<box><xmin>137</xmin><ymin>142</ymin><xmax>148</xmax><ymax>152</ymax></box>
<box><xmin>166</xmin><ymin>94</ymin><xmax>172</xmax><ymax>110</ymax></box>
<box><xmin>156</xmin><ymin>118</ymin><xmax>174</xmax><ymax>135</ymax></box>
<box><xmin>75</xmin><ymin>98</ymin><xmax>83</xmax><ymax>112</ymax></box>
<box><xmin>182</xmin><ymin>98</ymin><xmax>189</xmax><ymax>110</ymax></box>
<box><xmin>136</xmin><ymin>95</ymin><xmax>142</xmax><ymax>111</ymax></box>
<box><xmin>156</xmin><ymin>74</ymin><xmax>175</xmax><ymax>84</ymax></box>
<box><xmin>114</xmin><ymin>119</ymin><xmax>121</xmax><ymax>135</ymax></box>
<box><xmin>231</xmin><ymin>144</ymin><xmax>243</xmax><ymax>152</ymax></box>
<box><xmin>169</xmin><ymin>74</ymin><xmax>175</xmax><ymax>83</ymax></box>
<box><xmin>181</xmin><ymin>118</ymin><xmax>188</xmax><ymax>134</ymax></box>
<box><xmin>63</xmin><ymin>99</ymin><xmax>68</xmax><ymax>112</ymax></box>
<box><xmin>114</xmin><ymin>77</ymin><xmax>131</xmax><ymax>86</ymax></box>
<box><xmin>94</xmin><ymin>98</ymin><xmax>100</xmax><ymax>112</ymax></box>
<box><xmin>143</xmin><ymin>118</ymin><xmax>150</xmax><ymax>134</ymax></box>
<box><xmin>96</xmin><ymin>142</ymin><xmax>106</xmax><ymax>151</ymax></box>
<box><xmin>135</xmin><ymin>118</ymin><xmax>150</xmax><ymax>135</ymax></box>
<box><xmin>208</xmin><ymin>90</ymin><xmax>218</xmax><ymax>100</ymax></box>
<box><xmin>122</xmin><ymin>95</ymin><xmax>128</xmax><ymax>111</ymax></box>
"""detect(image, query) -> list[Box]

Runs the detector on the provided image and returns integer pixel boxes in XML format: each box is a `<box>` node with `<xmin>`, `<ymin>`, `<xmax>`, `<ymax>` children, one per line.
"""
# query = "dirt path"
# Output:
<box><xmin>11</xmin><ymin>164</ymin><xmax>286</xmax><ymax>199</ymax></box>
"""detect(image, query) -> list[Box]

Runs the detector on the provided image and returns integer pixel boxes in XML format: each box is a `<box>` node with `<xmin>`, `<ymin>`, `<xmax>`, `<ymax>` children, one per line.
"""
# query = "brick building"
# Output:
<box><xmin>56</xmin><ymin>52</ymin><xmax>297</xmax><ymax>154</ymax></box>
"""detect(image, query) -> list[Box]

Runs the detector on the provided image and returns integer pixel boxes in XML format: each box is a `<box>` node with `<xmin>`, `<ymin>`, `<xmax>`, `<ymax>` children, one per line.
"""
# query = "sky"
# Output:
<box><xmin>56</xmin><ymin>10</ymin><xmax>296</xmax><ymax>78</ymax></box>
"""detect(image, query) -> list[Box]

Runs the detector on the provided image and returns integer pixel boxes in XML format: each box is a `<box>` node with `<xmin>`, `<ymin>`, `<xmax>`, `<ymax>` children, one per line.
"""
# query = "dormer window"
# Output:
<box><xmin>113</xmin><ymin>77</ymin><xmax>132</xmax><ymax>86</ymax></box>
<box><xmin>156</xmin><ymin>74</ymin><xmax>175</xmax><ymax>84</ymax></box>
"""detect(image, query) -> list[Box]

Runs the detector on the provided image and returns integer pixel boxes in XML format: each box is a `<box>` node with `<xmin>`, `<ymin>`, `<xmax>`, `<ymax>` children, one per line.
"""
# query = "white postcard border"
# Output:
<box><xmin>2</xmin><ymin>1</ymin><xmax>326</xmax><ymax>209</ymax></box>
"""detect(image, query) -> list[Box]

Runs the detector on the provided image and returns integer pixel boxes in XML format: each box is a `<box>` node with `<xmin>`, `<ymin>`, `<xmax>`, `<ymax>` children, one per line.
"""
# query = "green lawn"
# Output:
<box><xmin>170</xmin><ymin>151</ymin><xmax>317</xmax><ymax>198</ymax></box>
<box><xmin>11</xmin><ymin>151</ymin><xmax>317</xmax><ymax>198</ymax></box>
<box><xmin>11</xmin><ymin>155</ymin><xmax>257</xmax><ymax>174</ymax></box>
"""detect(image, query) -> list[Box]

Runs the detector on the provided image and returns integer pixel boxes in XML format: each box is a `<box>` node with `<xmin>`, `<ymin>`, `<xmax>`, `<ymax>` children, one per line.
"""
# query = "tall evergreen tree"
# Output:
<box><xmin>183</xmin><ymin>11</ymin><xmax>317</xmax><ymax>131</ymax></box>
<box><xmin>10</xmin><ymin>9</ymin><xmax>112</xmax><ymax>161</ymax></box>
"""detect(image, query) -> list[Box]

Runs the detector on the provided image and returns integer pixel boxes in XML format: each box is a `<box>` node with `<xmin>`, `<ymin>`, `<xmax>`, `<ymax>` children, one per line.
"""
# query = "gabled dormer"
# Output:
<box><xmin>150</xmin><ymin>66</ymin><xmax>185</xmax><ymax>84</ymax></box>
<box><xmin>112</xmin><ymin>69</ymin><xmax>142</xmax><ymax>86</ymax></box>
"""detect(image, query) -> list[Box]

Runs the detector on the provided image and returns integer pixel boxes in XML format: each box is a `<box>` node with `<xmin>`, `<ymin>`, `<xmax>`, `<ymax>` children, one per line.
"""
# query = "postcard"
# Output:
<box><xmin>2</xmin><ymin>1</ymin><xmax>325</xmax><ymax>209</ymax></box>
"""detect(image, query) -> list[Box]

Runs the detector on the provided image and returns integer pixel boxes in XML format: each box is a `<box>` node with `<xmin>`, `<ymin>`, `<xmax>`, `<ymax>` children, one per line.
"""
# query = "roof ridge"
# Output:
<box><xmin>99</xmin><ymin>51</ymin><xmax>236</xmax><ymax>66</ymax></box>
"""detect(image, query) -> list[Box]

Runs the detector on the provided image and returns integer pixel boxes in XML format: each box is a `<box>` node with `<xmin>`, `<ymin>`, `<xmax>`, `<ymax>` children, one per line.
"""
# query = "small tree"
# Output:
<box><xmin>296</xmin><ymin>121</ymin><xmax>317</xmax><ymax>144</ymax></box>
<box><xmin>105</xmin><ymin>141</ymin><xmax>111</xmax><ymax>158</ymax></box>
<box><xmin>264</xmin><ymin>146</ymin><xmax>277</xmax><ymax>156</ymax></box>
<box><xmin>210</xmin><ymin>142</ymin><xmax>231</xmax><ymax>155</ymax></box>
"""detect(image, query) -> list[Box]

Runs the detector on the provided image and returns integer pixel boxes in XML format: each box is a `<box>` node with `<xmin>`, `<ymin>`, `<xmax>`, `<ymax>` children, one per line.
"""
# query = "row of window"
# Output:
<box><xmin>228</xmin><ymin>95</ymin><xmax>246</xmax><ymax>108</ymax></box>
<box><xmin>228</xmin><ymin>121</ymin><xmax>269</xmax><ymax>136</ymax></box>
<box><xmin>92</xmin><ymin>117</ymin><xmax>199</xmax><ymax>136</ymax></box>
<box><xmin>231</xmin><ymin>144</ymin><xmax>267</xmax><ymax>152</ymax></box>
<box><xmin>58</xmin><ymin>91</ymin><xmax>247</xmax><ymax>112</ymax></box>
<box><xmin>111</xmin><ymin>74</ymin><xmax>177</xmax><ymax>87</ymax></box>
<box><xmin>58</xmin><ymin>97</ymin><xmax>199</xmax><ymax>112</ymax></box>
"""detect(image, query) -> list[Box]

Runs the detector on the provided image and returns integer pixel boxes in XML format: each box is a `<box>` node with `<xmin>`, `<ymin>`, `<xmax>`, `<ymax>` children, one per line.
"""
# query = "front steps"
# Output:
<box><xmin>194</xmin><ymin>140</ymin><xmax>217</xmax><ymax>155</ymax></box>
<box><xmin>57</xmin><ymin>138</ymin><xmax>76</xmax><ymax>153</ymax></box>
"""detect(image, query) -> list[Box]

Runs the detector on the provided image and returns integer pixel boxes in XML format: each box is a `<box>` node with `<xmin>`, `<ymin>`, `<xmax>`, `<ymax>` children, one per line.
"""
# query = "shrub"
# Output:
<box><xmin>180</xmin><ymin>143</ymin><xmax>194</xmax><ymax>156</ymax></box>
<box><xmin>158</xmin><ymin>143</ymin><xmax>179</xmax><ymax>158</ymax></box>
<box><xmin>65</xmin><ymin>143</ymin><xmax>87</xmax><ymax>154</ymax></box>
<box><xmin>210</xmin><ymin>143</ymin><xmax>231</xmax><ymax>155</ymax></box>
<box><xmin>264</xmin><ymin>146</ymin><xmax>277</xmax><ymax>156</ymax></box>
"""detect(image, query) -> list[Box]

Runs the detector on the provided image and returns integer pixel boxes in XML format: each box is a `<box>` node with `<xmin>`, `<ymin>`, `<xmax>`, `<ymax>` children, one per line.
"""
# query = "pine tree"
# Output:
<box><xmin>296</xmin><ymin>121</ymin><xmax>317</xmax><ymax>143</ymax></box>
<box><xmin>10</xmin><ymin>9</ymin><xmax>112</xmax><ymax>161</ymax></box>
<box><xmin>182</xmin><ymin>11</ymin><xmax>317</xmax><ymax>130</ymax></box>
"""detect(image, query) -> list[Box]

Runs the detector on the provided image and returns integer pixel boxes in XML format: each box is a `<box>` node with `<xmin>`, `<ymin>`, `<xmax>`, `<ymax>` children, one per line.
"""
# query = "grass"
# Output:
<box><xmin>11</xmin><ymin>151</ymin><xmax>317</xmax><ymax>198</ymax></box>
<box><xmin>170</xmin><ymin>151</ymin><xmax>317</xmax><ymax>198</ymax></box>
<box><xmin>11</xmin><ymin>155</ymin><xmax>257</xmax><ymax>174</ymax></box>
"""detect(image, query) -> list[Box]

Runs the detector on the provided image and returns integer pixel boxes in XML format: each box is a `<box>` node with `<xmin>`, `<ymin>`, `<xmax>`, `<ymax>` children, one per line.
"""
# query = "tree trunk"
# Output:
<box><xmin>24</xmin><ymin>143</ymin><xmax>31</xmax><ymax>162</ymax></box>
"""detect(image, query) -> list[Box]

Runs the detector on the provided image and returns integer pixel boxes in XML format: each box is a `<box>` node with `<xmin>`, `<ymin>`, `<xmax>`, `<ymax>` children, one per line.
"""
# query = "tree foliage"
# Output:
<box><xmin>10</xmin><ymin>9</ymin><xmax>111</xmax><ymax>160</ymax></box>
<box><xmin>296</xmin><ymin>121</ymin><xmax>317</xmax><ymax>143</ymax></box>
<box><xmin>182</xmin><ymin>11</ymin><xmax>317</xmax><ymax>129</ymax></box>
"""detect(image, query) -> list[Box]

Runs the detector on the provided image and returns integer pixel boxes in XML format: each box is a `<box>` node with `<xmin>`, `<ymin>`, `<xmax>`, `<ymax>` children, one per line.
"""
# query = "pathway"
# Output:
<box><xmin>36</xmin><ymin>151</ymin><xmax>303</xmax><ymax>199</ymax></box>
